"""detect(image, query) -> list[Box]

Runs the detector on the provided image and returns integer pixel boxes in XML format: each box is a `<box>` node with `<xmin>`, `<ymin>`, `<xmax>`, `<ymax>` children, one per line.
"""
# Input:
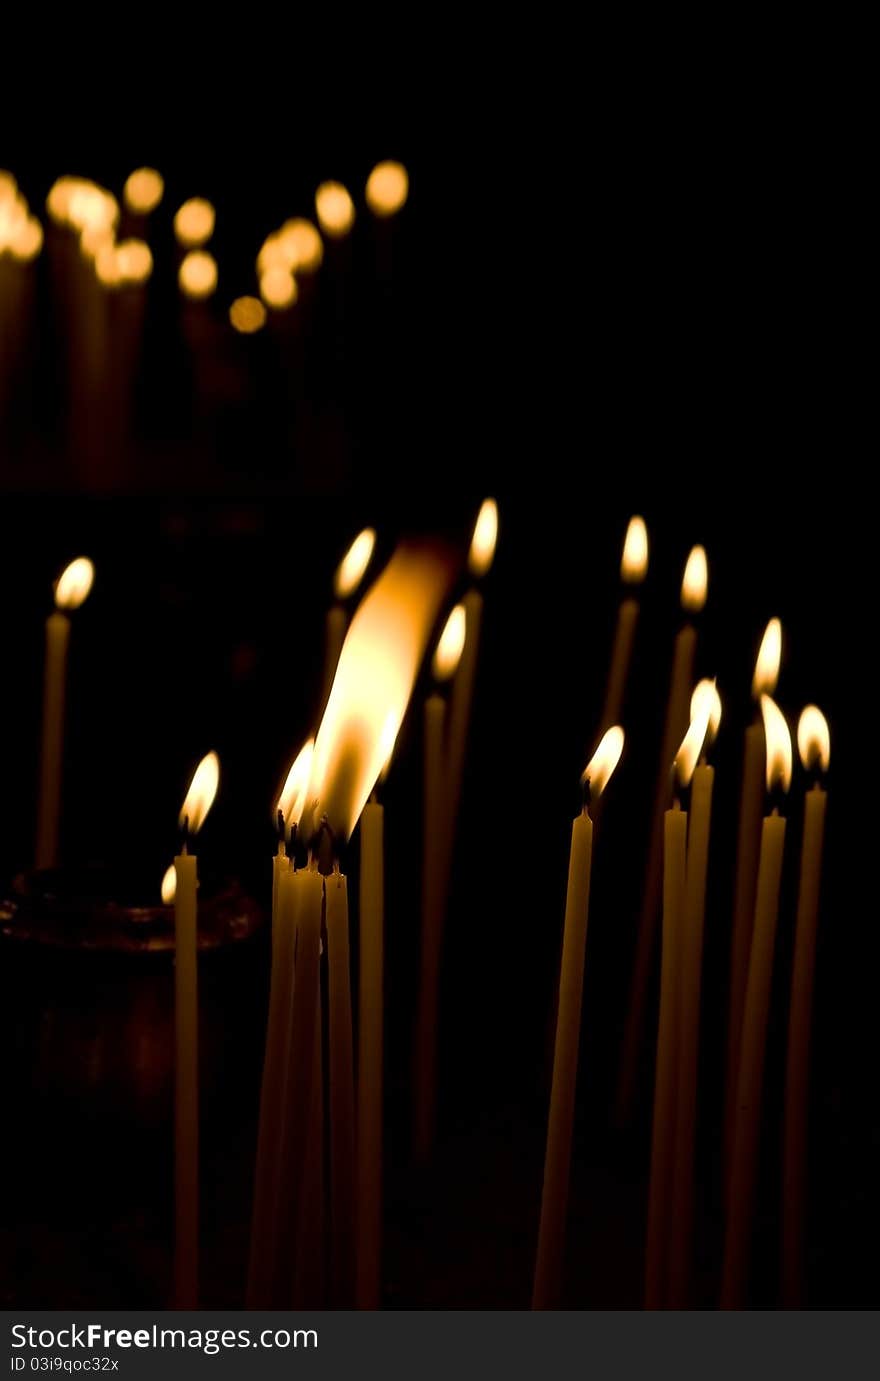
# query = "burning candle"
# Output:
<box><xmin>172</xmin><ymin>750</ymin><xmax>220</xmax><ymax>1309</ymax></box>
<box><xmin>616</xmin><ymin>545</ymin><xmax>708</xmax><ymax>1125</ymax></box>
<box><xmin>321</xmin><ymin>528</ymin><xmax>377</xmax><ymax>714</ymax></box>
<box><xmin>724</xmin><ymin>618</ymin><xmax>782</xmax><ymax>1179</ymax></box>
<box><xmin>356</xmin><ymin>791</ymin><xmax>385</xmax><ymax>1309</ymax></box>
<box><xmin>782</xmin><ymin>705</ymin><xmax>830</xmax><ymax>1306</ymax></box>
<box><xmin>413</xmin><ymin>603</ymin><xmax>467</xmax><ymax>1161</ymax></box>
<box><xmin>600</xmin><ymin>516</ymin><xmax>648</xmax><ymax>729</ymax></box>
<box><xmin>668</xmin><ymin>680</ymin><xmax>722</xmax><ymax>1307</ymax></box>
<box><xmin>326</xmin><ymin>864</ymin><xmax>355</xmax><ymax>1305</ymax></box>
<box><xmin>721</xmin><ymin>695</ymin><xmax>792</xmax><ymax>1307</ymax></box>
<box><xmin>35</xmin><ymin>557</ymin><xmax>95</xmax><ymax>870</ymax></box>
<box><xmin>644</xmin><ymin>694</ymin><xmax>713</xmax><ymax>1308</ymax></box>
<box><xmin>532</xmin><ymin>727</ymin><xmax>624</xmax><ymax>1309</ymax></box>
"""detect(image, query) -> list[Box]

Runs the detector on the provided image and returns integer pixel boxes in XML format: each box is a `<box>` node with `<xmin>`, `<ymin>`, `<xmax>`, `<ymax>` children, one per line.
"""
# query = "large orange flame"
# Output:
<box><xmin>752</xmin><ymin>618</ymin><xmax>782</xmax><ymax>698</ymax></box>
<box><xmin>581</xmin><ymin>725</ymin><xmax>625</xmax><ymax>799</ymax></box>
<box><xmin>178</xmin><ymin>751</ymin><xmax>220</xmax><ymax>835</ymax></box>
<box><xmin>277</xmin><ymin>738</ymin><xmax>315</xmax><ymax>834</ymax></box>
<box><xmin>690</xmin><ymin>678</ymin><xmax>722</xmax><ymax>747</ymax></box>
<box><xmin>675</xmin><ymin>692</ymin><xmax>714</xmax><ymax>788</ymax></box>
<box><xmin>760</xmin><ymin>695</ymin><xmax>793</xmax><ymax>794</ymax></box>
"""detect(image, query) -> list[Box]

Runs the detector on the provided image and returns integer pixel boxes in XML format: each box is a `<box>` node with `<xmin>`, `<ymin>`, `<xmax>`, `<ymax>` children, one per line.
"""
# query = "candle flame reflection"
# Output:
<box><xmin>797</xmin><ymin>705</ymin><xmax>830</xmax><ymax>774</ymax></box>
<box><xmin>54</xmin><ymin>557</ymin><xmax>95</xmax><ymax>610</ymax></box>
<box><xmin>432</xmin><ymin>604</ymin><xmax>466</xmax><ymax>682</ymax></box>
<box><xmin>469</xmin><ymin>498</ymin><xmax>498</xmax><ymax>578</ymax></box>
<box><xmin>675</xmin><ymin>693</ymin><xmax>713</xmax><ymax>788</ymax></box>
<box><xmin>179</xmin><ymin>751</ymin><xmax>220</xmax><ymax>834</ymax></box>
<box><xmin>621</xmin><ymin>516</ymin><xmax>649</xmax><ymax>584</ymax></box>
<box><xmin>334</xmin><ymin>528</ymin><xmax>377</xmax><ymax>600</ymax></box>
<box><xmin>760</xmin><ymin>695</ymin><xmax>793</xmax><ymax>794</ymax></box>
<box><xmin>680</xmin><ymin>545</ymin><xmax>708</xmax><ymax>613</ymax></box>
<box><xmin>277</xmin><ymin>738</ymin><xmax>316</xmax><ymax>835</ymax></box>
<box><xmin>302</xmin><ymin>544</ymin><xmax>454</xmax><ymax>841</ymax></box>
<box><xmin>161</xmin><ymin>864</ymin><xmax>176</xmax><ymax>904</ymax></box>
<box><xmin>690</xmin><ymin>678</ymin><xmax>722</xmax><ymax>747</ymax></box>
<box><xmin>752</xmin><ymin>618</ymin><xmax>782</xmax><ymax>698</ymax></box>
<box><xmin>582</xmin><ymin>725</ymin><xmax>625</xmax><ymax>800</ymax></box>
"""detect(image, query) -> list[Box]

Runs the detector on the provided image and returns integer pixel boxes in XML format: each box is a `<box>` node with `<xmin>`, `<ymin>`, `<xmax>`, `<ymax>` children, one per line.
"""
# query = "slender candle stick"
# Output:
<box><xmin>321</xmin><ymin>528</ymin><xmax>377</xmax><ymax>714</ymax></box>
<box><xmin>172</xmin><ymin>750</ymin><xmax>220</xmax><ymax>1310</ymax></box>
<box><xmin>293</xmin><ymin>991</ymin><xmax>325</xmax><ymax>1307</ymax></box>
<box><xmin>724</xmin><ymin>618</ymin><xmax>782</xmax><ymax>1182</ymax></box>
<box><xmin>616</xmin><ymin>545</ymin><xmax>708</xmax><ymax>1125</ymax></box>
<box><xmin>326</xmin><ymin>866</ymin><xmax>355</xmax><ymax>1305</ymax></box>
<box><xmin>356</xmin><ymin>795</ymin><xmax>385</xmax><ymax>1309</ymax></box>
<box><xmin>600</xmin><ymin>516</ymin><xmax>648</xmax><ymax>730</ymax></box>
<box><xmin>35</xmin><ymin>557</ymin><xmax>94</xmax><ymax>869</ymax></box>
<box><xmin>782</xmin><ymin>706</ymin><xmax>830</xmax><ymax>1306</ymax></box>
<box><xmin>532</xmin><ymin>727</ymin><xmax>624</xmax><ymax>1309</ymax></box>
<box><xmin>721</xmin><ymin>695</ymin><xmax>792</xmax><ymax>1308</ymax></box>
<box><xmin>414</xmin><ymin>604</ymin><xmax>467</xmax><ymax>1161</ymax></box>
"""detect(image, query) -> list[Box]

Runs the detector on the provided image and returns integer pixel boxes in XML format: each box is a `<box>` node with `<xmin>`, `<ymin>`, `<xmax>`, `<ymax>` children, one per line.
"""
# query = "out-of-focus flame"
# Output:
<box><xmin>690</xmin><ymin>678</ymin><xmax>722</xmax><ymax>747</ymax></box>
<box><xmin>432</xmin><ymin>604</ymin><xmax>466</xmax><ymax>681</ymax></box>
<box><xmin>115</xmin><ymin>239</ymin><xmax>153</xmax><ymax>284</ymax></box>
<box><xmin>334</xmin><ymin>528</ymin><xmax>377</xmax><ymax>600</ymax></box>
<box><xmin>315</xmin><ymin>181</ymin><xmax>355</xmax><ymax>237</ymax></box>
<box><xmin>257</xmin><ymin>232</ymin><xmax>296</xmax><ymax>276</ymax></box>
<box><xmin>161</xmin><ymin>864</ymin><xmax>176</xmax><ymax>904</ymax></box>
<box><xmin>277</xmin><ymin>738</ymin><xmax>316</xmax><ymax>834</ymax></box>
<box><xmin>174</xmin><ymin>198</ymin><xmax>215</xmax><ymax>248</ymax></box>
<box><xmin>178</xmin><ymin>751</ymin><xmax>220</xmax><ymax>835</ymax></box>
<box><xmin>95</xmin><ymin>244</ymin><xmax>121</xmax><ymax>287</ymax></box>
<box><xmin>760</xmin><ymin>695</ymin><xmax>793</xmax><ymax>794</ymax></box>
<box><xmin>752</xmin><ymin>617</ymin><xmax>782</xmax><ymax>699</ymax></box>
<box><xmin>468</xmin><ymin>498</ymin><xmax>498</xmax><ymax>578</ymax></box>
<box><xmin>581</xmin><ymin>725</ymin><xmax>625</xmax><ymax>800</ymax></box>
<box><xmin>179</xmin><ymin>250</ymin><xmax>218</xmax><ymax>299</ymax></box>
<box><xmin>302</xmin><ymin>544</ymin><xmax>454</xmax><ymax>840</ymax></box>
<box><xmin>229</xmin><ymin>296</ymin><xmax>266</xmax><ymax>334</ymax></box>
<box><xmin>10</xmin><ymin>216</ymin><xmax>43</xmax><ymax>262</ymax></box>
<box><xmin>279</xmin><ymin>218</ymin><xmax>323</xmax><ymax>272</ymax></box>
<box><xmin>680</xmin><ymin>545</ymin><xmax>708</xmax><ymax>613</ymax></box>
<box><xmin>377</xmin><ymin>711</ymin><xmax>400</xmax><ymax>783</ymax></box>
<box><xmin>123</xmin><ymin>168</ymin><xmax>164</xmax><ymax>215</ymax></box>
<box><xmin>797</xmin><ymin>705</ymin><xmax>830</xmax><ymax>774</ymax></box>
<box><xmin>259</xmin><ymin>265</ymin><xmax>298</xmax><ymax>310</ymax></box>
<box><xmin>366</xmin><ymin>161</ymin><xmax>409</xmax><ymax>217</ymax></box>
<box><xmin>54</xmin><ymin>557</ymin><xmax>95</xmax><ymax>610</ymax></box>
<box><xmin>621</xmin><ymin>516</ymin><xmax>648</xmax><ymax>584</ymax></box>
<box><xmin>675</xmin><ymin>692</ymin><xmax>714</xmax><ymax>788</ymax></box>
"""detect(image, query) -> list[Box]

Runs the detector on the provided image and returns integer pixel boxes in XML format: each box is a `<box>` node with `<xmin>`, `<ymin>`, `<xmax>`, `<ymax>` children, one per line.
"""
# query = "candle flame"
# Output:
<box><xmin>333</xmin><ymin>528</ymin><xmax>377</xmax><ymax>600</ymax></box>
<box><xmin>123</xmin><ymin>168</ymin><xmax>164</xmax><ymax>216</ymax></box>
<box><xmin>229</xmin><ymin>296</ymin><xmax>266</xmax><ymax>334</ymax></box>
<box><xmin>432</xmin><ymin>604</ymin><xmax>466</xmax><ymax>682</ymax></box>
<box><xmin>680</xmin><ymin>545</ymin><xmax>708</xmax><ymax>613</ymax></box>
<box><xmin>279</xmin><ymin>218</ymin><xmax>323</xmax><ymax>272</ymax></box>
<box><xmin>366</xmin><ymin>161</ymin><xmax>409</xmax><ymax>217</ymax></box>
<box><xmin>277</xmin><ymin>738</ymin><xmax>315</xmax><ymax>834</ymax></box>
<box><xmin>752</xmin><ymin>617</ymin><xmax>782</xmax><ymax>699</ymax></box>
<box><xmin>54</xmin><ymin>557</ymin><xmax>95</xmax><ymax>610</ymax></box>
<box><xmin>179</xmin><ymin>751</ymin><xmax>220</xmax><ymax>835</ymax></box>
<box><xmin>797</xmin><ymin>705</ymin><xmax>830</xmax><ymax>774</ymax></box>
<box><xmin>259</xmin><ymin>266</ymin><xmax>298</xmax><ymax>310</ymax></box>
<box><xmin>621</xmin><ymin>515</ymin><xmax>648</xmax><ymax>584</ymax></box>
<box><xmin>469</xmin><ymin>498</ymin><xmax>498</xmax><ymax>578</ymax></box>
<box><xmin>174</xmin><ymin>198</ymin><xmax>215</xmax><ymax>248</ymax></box>
<box><xmin>690</xmin><ymin>678</ymin><xmax>722</xmax><ymax>747</ymax></box>
<box><xmin>115</xmin><ymin>239</ymin><xmax>153</xmax><ymax>285</ymax></box>
<box><xmin>760</xmin><ymin>695</ymin><xmax>793</xmax><ymax>794</ymax></box>
<box><xmin>315</xmin><ymin>181</ymin><xmax>355</xmax><ymax>238</ymax></box>
<box><xmin>179</xmin><ymin>250</ymin><xmax>217</xmax><ymax>300</ymax></box>
<box><xmin>302</xmin><ymin>544</ymin><xmax>454</xmax><ymax>841</ymax></box>
<box><xmin>674</xmin><ymin>693</ymin><xmax>714</xmax><ymax>788</ymax></box>
<box><xmin>161</xmin><ymin>864</ymin><xmax>176</xmax><ymax>904</ymax></box>
<box><xmin>581</xmin><ymin>725</ymin><xmax>625</xmax><ymax>800</ymax></box>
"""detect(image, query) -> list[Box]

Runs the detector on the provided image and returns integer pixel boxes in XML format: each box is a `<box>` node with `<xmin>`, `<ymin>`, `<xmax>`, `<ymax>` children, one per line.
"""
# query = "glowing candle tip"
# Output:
<box><xmin>54</xmin><ymin>557</ymin><xmax>95</xmax><ymax>611</ymax></box>
<box><xmin>333</xmin><ymin>529</ymin><xmax>377</xmax><ymax>600</ymax></box>
<box><xmin>752</xmin><ymin>617</ymin><xmax>782</xmax><ymax>698</ymax></box>
<box><xmin>797</xmin><ymin>705</ymin><xmax>830</xmax><ymax>774</ymax></box>
<box><xmin>621</xmin><ymin>516</ymin><xmax>649</xmax><ymax>584</ymax></box>
<box><xmin>179</xmin><ymin>751</ymin><xmax>220</xmax><ymax>835</ymax></box>
<box><xmin>468</xmin><ymin>498</ymin><xmax>498</xmax><ymax>577</ymax></box>
<box><xmin>582</xmin><ymin>725</ymin><xmax>625</xmax><ymax>800</ymax></box>
<box><xmin>681</xmin><ymin>545</ymin><xmax>708</xmax><ymax>612</ymax></box>
<box><xmin>432</xmin><ymin>604</ymin><xmax>466</xmax><ymax>681</ymax></box>
<box><xmin>760</xmin><ymin>695</ymin><xmax>793</xmax><ymax>794</ymax></box>
<box><xmin>690</xmin><ymin>678</ymin><xmax>722</xmax><ymax>748</ymax></box>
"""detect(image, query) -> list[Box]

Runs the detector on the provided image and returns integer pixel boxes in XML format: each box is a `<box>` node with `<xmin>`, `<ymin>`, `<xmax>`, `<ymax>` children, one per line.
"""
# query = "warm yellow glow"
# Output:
<box><xmin>432</xmin><ymin>604</ymin><xmax>466</xmax><ymax>681</ymax></box>
<box><xmin>797</xmin><ymin>705</ymin><xmax>830</xmax><ymax>774</ymax></box>
<box><xmin>315</xmin><ymin>181</ymin><xmax>355</xmax><ymax>237</ymax></box>
<box><xmin>302</xmin><ymin>544</ymin><xmax>454</xmax><ymax>840</ymax></box>
<box><xmin>174</xmin><ymin>198</ymin><xmax>215</xmax><ymax>248</ymax></box>
<box><xmin>115</xmin><ymin>239</ymin><xmax>153</xmax><ymax>284</ymax></box>
<box><xmin>752</xmin><ymin>617</ymin><xmax>782</xmax><ymax>699</ymax></box>
<box><xmin>0</xmin><ymin>195</ymin><xmax>26</xmax><ymax>250</ymax></box>
<box><xmin>674</xmin><ymin>693</ymin><xmax>714</xmax><ymax>788</ymax></box>
<box><xmin>94</xmin><ymin>244</ymin><xmax>121</xmax><ymax>287</ymax></box>
<box><xmin>621</xmin><ymin>515</ymin><xmax>649</xmax><ymax>584</ymax></box>
<box><xmin>257</xmin><ymin>232</ymin><xmax>296</xmax><ymax>275</ymax></box>
<box><xmin>178</xmin><ymin>250</ymin><xmax>218</xmax><ymax>300</ymax></box>
<box><xmin>123</xmin><ymin>167</ymin><xmax>164</xmax><ymax>215</ymax></box>
<box><xmin>54</xmin><ymin>557</ymin><xmax>95</xmax><ymax>610</ymax></box>
<box><xmin>178</xmin><ymin>751</ymin><xmax>220</xmax><ymax>834</ymax></box>
<box><xmin>277</xmin><ymin>738</ymin><xmax>316</xmax><ymax>833</ymax></box>
<box><xmin>0</xmin><ymin>171</ymin><xmax>16</xmax><ymax>203</ymax></box>
<box><xmin>79</xmin><ymin>223</ymin><xmax>115</xmax><ymax>259</ymax></box>
<box><xmin>279</xmin><ymin>218</ymin><xmax>323</xmax><ymax>272</ymax></box>
<box><xmin>469</xmin><ymin>498</ymin><xmax>498</xmax><ymax>577</ymax></box>
<box><xmin>366</xmin><ymin>161</ymin><xmax>409</xmax><ymax>217</ymax></box>
<box><xmin>229</xmin><ymin>296</ymin><xmax>266</xmax><ymax>334</ymax></box>
<box><xmin>333</xmin><ymin>528</ymin><xmax>377</xmax><ymax>600</ymax></box>
<box><xmin>46</xmin><ymin>177</ymin><xmax>80</xmax><ymax>224</ymax></box>
<box><xmin>161</xmin><ymin>864</ymin><xmax>176</xmax><ymax>905</ymax></box>
<box><xmin>581</xmin><ymin>725</ymin><xmax>625</xmax><ymax>800</ymax></box>
<box><xmin>10</xmin><ymin>216</ymin><xmax>43</xmax><ymax>262</ymax></box>
<box><xmin>690</xmin><ymin>678</ymin><xmax>722</xmax><ymax>747</ymax></box>
<box><xmin>68</xmin><ymin>184</ymin><xmax>118</xmax><ymax>235</ymax></box>
<box><xmin>760</xmin><ymin>695</ymin><xmax>793</xmax><ymax>794</ymax></box>
<box><xmin>681</xmin><ymin>544</ymin><xmax>708</xmax><ymax>612</ymax></box>
<box><xmin>259</xmin><ymin>265</ymin><xmax>298</xmax><ymax>310</ymax></box>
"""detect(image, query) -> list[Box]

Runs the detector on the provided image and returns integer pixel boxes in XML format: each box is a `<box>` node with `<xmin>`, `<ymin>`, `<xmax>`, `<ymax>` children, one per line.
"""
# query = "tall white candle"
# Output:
<box><xmin>356</xmin><ymin>797</ymin><xmax>384</xmax><ymax>1309</ymax></box>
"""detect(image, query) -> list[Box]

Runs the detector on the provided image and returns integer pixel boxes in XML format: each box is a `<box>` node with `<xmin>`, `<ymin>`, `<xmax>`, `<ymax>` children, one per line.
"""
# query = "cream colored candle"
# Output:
<box><xmin>35</xmin><ymin>557</ymin><xmax>94</xmax><ymax>869</ymax></box>
<box><xmin>326</xmin><ymin>867</ymin><xmax>355</xmax><ymax>1305</ymax></box>
<box><xmin>782</xmin><ymin>707</ymin><xmax>830</xmax><ymax>1306</ymax></box>
<box><xmin>600</xmin><ymin>516</ymin><xmax>648</xmax><ymax>729</ymax></box>
<box><xmin>724</xmin><ymin>618</ymin><xmax>781</xmax><ymax>1180</ymax></box>
<box><xmin>533</xmin><ymin>728</ymin><xmax>624</xmax><ymax>1309</ymax></box>
<box><xmin>721</xmin><ymin>695</ymin><xmax>791</xmax><ymax>1308</ymax></box>
<box><xmin>616</xmin><ymin>544</ymin><xmax>707</xmax><ymax>1126</ymax></box>
<box><xmin>293</xmin><ymin>991</ymin><xmax>325</xmax><ymax>1307</ymax></box>
<box><xmin>356</xmin><ymin>798</ymin><xmax>384</xmax><ymax>1309</ymax></box>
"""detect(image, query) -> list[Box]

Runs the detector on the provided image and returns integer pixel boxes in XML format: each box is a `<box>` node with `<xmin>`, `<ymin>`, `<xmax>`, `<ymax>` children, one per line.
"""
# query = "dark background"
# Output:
<box><xmin>0</xmin><ymin>81</ymin><xmax>871</xmax><ymax>1309</ymax></box>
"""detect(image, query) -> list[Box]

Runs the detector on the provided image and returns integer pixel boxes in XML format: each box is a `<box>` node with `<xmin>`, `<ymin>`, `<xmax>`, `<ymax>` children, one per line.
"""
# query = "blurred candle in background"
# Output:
<box><xmin>365</xmin><ymin>161</ymin><xmax>409</xmax><ymax>218</ymax></box>
<box><xmin>600</xmin><ymin>515</ymin><xmax>648</xmax><ymax>730</ymax></box>
<box><xmin>315</xmin><ymin>181</ymin><xmax>356</xmax><ymax>239</ymax></box>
